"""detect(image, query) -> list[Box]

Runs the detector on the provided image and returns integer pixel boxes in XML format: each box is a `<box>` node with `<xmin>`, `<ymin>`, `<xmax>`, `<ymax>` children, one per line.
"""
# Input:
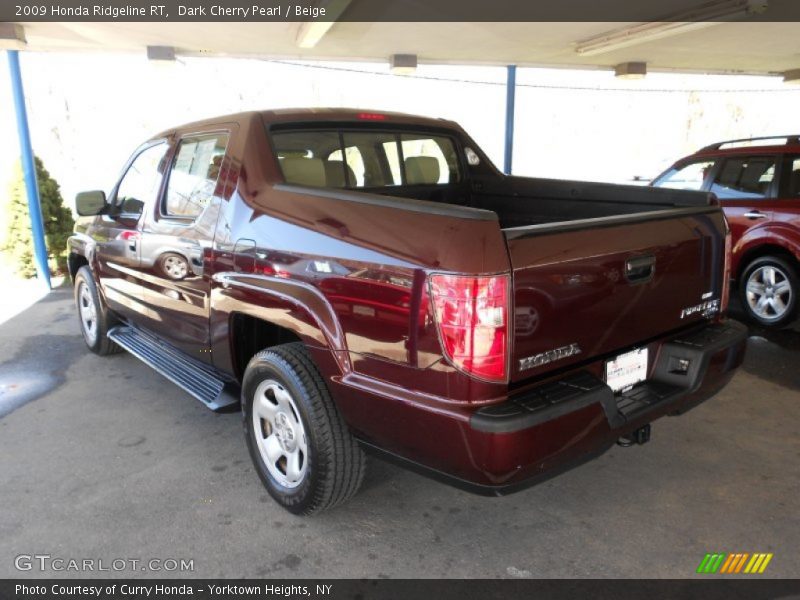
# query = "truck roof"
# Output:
<box><xmin>151</xmin><ymin>108</ymin><xmax>457</xmax><ymax>141</ymax></box>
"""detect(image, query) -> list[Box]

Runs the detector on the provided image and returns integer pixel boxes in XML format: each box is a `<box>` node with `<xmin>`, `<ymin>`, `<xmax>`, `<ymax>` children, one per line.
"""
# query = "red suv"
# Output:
<box><xmin>653</xmin><ymin>135</ymin><xmax>800</xmax><ymax>328</ymax></box>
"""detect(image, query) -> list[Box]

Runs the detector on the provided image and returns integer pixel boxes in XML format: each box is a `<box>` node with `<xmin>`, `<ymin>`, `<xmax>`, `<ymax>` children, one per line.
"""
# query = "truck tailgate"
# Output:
<box><xmin>506</xmin><ymin>209</ymin><xmax>727</xmax><ymax>383</ymax></box>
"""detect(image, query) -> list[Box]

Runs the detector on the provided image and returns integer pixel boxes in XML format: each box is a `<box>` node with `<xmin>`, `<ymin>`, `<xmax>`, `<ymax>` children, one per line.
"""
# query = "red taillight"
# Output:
<box><xmin>429</xmin><ymin>273</ymin><xmax>510</xmax><ymax>382</ymax></box>
<box><xmin>357</xmin><ymin>112</ymin><xmax>386</xmax><ymax>121</ymax></box>
<box><xmin>721</xmin><ymin>227</ymin><xmax>732</xmax><ymax>315</ymax></box>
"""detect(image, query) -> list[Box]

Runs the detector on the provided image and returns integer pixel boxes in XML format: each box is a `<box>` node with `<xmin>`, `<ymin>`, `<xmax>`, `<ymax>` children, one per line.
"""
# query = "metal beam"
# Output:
<box><xmin>295</xmin><ymin>0</ymin><xmax>353</xmax><ymax>48</ymax></box>
<box><xmin>504</xmin><ymin>64</ymin><xmax>516</xmax><ymax>175</ymax></box>
<box><xmin>7</xmin><ymin>50</ymin><xmax>51</xmax><ymax>289</ymax></box>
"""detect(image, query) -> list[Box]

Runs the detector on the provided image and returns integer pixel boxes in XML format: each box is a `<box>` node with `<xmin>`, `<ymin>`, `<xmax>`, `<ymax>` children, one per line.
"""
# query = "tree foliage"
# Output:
<box><xmin>0</xmin><ymin>157</ymin><xmax>74</xmax><ymax>278</ymax></box>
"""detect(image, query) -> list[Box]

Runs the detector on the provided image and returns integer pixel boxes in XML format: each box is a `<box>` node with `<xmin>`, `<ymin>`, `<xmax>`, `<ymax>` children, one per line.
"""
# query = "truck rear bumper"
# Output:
<box><xmin>331</xmin><ymin>320</ymin><xmax>747</xmax><ymax>494</ymax></box>
<box><xmin>471</xmin><ymin>320</ymin><xmax>748</xmax><ymax>435</ymax></box>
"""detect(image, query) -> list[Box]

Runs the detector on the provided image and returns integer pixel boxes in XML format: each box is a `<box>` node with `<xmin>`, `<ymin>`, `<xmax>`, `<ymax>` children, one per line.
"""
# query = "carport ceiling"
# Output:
<box><xmin>16</xmin><ymin>18</ymin><xmax>800</xmax><ymax>75</ymax></box>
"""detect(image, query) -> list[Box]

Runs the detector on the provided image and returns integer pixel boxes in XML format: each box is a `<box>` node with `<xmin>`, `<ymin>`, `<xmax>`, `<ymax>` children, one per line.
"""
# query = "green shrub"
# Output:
<box><xmin>0</xmin><ymin>157</ymin><xmax>74</xmax><ymax>278</ymax></box>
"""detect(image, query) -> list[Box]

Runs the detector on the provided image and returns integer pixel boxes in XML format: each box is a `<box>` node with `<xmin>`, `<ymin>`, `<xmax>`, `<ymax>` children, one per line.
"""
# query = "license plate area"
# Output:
<box><xmin>605</xmin><ymin>348</ymin><xmax>648</xmax><ymax>393</ymax></box>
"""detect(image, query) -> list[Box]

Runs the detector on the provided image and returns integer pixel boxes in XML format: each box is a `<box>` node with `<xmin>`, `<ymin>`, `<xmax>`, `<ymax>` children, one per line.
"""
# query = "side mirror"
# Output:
<box><xmin>75</xmin><ymin>190</ymin><xmax>108</xmax><ymax>216</ymax></box>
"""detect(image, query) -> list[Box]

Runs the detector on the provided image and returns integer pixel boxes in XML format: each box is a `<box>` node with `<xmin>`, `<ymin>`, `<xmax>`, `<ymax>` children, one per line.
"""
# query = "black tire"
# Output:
<box><xmin>73</xmin><ymin>266</ymin><xmax>122</xmax><ymax>355</ymax></box>
<box><xmin>242</xmin><ymin>342</ymin><xmax>365</xmax><ymax>515</ymax></box>
<box><xmin>738</xmin><ymin>255</ymin><xmax>798</xmax><ymax>328</ymax></box>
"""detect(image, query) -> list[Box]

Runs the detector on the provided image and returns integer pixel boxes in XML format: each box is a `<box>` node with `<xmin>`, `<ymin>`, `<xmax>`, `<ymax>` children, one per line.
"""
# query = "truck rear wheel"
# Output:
<box><xmin>739</xmin><ymin>256</ymin><xmax>798</xmax><ymax>328</ymax></box>
<box><xmin>73</xmin><ymin>266</ymin><xmax>121</xmax><ymax>355</ymax></box>
<box><xmin>242</xmin><ymin>342</ymin><xmax>365</xmax><ymax>515</ymax></box>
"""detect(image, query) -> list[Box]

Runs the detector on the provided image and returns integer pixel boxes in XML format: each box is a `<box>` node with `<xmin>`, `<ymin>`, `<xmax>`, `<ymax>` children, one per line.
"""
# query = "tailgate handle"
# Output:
<box><xmin>625</xmin><ymin>255</ymin><xmax>655</xmax><ymax>284</ymax></box>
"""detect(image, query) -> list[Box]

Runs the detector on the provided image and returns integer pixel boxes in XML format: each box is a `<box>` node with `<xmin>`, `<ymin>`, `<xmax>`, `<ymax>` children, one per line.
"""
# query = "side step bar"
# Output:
<box><xmin>107</xmin><ymin>325</ymin><xmax>238</xmax><ymax>412</ymax></box>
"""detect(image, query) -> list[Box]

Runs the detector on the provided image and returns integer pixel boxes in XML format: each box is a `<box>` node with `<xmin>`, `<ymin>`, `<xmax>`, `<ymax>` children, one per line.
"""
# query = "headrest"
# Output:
<box><xmin>405</xmin><ymin>156</ymin><xmax>441</xmax><ymax>185</ymax></box>
<box><xmin>324</xmin><ymin>161</ymin><xmax>356</xmax><ymax>187</ymax></box>
<box><xmin>281</xmin><ymin>157</ymin><xmax>326</xmax><ymax>187</ymax></box>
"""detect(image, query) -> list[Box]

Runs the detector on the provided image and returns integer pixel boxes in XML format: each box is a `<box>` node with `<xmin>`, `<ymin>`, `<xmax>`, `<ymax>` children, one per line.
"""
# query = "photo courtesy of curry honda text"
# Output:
<box><xmin>68</xmin><ymin>109</ymin><xmax>747</xmax><ymax>514</ymax></box>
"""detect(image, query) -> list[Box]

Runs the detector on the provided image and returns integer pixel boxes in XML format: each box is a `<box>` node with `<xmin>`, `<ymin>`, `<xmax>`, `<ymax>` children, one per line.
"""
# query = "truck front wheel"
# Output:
<box><xmin>73</xmin><ymin>266</ymin><xmax>121</xmax><ymax>355</ymax></box>
<box><xmin>242</xmin><ymin>343</ymin><xmax>365</xmax><ymax>515</ymax></box>
<box><xmin>739</xmin><ymin>256</ymin><xmax>798</xmax><ymax>328</ymax></box>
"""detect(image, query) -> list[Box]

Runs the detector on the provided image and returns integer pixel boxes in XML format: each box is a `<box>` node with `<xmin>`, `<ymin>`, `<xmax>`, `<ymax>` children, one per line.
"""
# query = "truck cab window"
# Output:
<box><xmin>400</xmin><ymin>134</ymin><xmax>460</xmax><ymax>185</ymax></box>
<box><xmin>163</xmin><ymin>133</ymin><xmax>229</xmax><ymax>219</ymax></box>
<box><xmin>114</xmin><ymin>142</ymin><xmax>168</xmax><ymax>217</ymax></box>
<box><xmin>328</xmin><ymin>146</ymin><xmax>365</xmax><ymax>187</ymax></box>
<box><xmin>272</xmin><ymin>129</ymin><xmax>461</xmax><ymax>189</ymax></box>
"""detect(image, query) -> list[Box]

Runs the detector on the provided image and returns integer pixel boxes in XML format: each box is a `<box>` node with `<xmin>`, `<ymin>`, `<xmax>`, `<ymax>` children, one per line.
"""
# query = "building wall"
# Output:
<box><xmin>1</xmin><ymin>52</ymin><xmax>799</xmax><ymax>212</ymax></box>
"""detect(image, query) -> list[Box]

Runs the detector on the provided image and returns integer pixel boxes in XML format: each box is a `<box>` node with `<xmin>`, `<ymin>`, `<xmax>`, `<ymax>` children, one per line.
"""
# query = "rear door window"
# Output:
<box><xmin>710</xmin><ymin>156</ymin><xmax>776</xmax><ymax>200</ymax></box>
<box><xmin>787</xmin><ymin>157</ymin><xmax>800</xmax><ymax>198</ymax></box>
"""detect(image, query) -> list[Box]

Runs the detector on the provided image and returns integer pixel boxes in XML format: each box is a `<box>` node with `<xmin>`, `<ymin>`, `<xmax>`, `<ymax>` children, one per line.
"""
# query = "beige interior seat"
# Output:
<box><xmin>280</xmin><ymin>157</ymin><xmax>326</xmax><ymax>187</ymax></box>
<box><xmin>405</xmin><ymin>156</ymin><xmax>441</xmax><ymax>185</ymax></box>
<box><xmin>323</xmin><ymin>161</ymin><xmax>356</xmax><ymax>187</ymax></box>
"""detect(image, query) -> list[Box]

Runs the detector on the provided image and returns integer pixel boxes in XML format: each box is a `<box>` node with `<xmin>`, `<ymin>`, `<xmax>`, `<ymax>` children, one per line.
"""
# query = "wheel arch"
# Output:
<box><xmin>735</xmin><ymin>243</ymin><xmax>800</xmax><ymax>282</ymax></box>
<box><xmin>213</xmin><ymin>272</ymin><xmax>350</xmax><ymax>382</ymax></box>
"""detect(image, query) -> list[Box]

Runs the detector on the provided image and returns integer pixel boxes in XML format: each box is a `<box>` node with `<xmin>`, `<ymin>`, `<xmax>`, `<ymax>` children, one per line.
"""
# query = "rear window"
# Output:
<box><xmin>270</xmin><ymin>129</ymin><xmax>460</xmax><ymax>189</ymax></box>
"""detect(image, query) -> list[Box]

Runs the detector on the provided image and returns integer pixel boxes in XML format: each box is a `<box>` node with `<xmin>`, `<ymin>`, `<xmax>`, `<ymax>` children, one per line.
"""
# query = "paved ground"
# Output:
<box><xmin>0</xmin><ymin>283</ymin><xmax>798</xmax><ymax>579</ymax></box>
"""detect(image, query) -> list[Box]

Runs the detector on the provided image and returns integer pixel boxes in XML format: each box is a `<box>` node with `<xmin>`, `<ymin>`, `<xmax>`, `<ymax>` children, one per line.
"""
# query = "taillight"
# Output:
<box><xmin>428</xmin><ymin>273</ymin><xmax>510</xmax><ymax>382</ymax></box>
<box><xmin>720</xmin><ymin>227</ymin><xmax>732</xmax><ymax>315</ymax></box>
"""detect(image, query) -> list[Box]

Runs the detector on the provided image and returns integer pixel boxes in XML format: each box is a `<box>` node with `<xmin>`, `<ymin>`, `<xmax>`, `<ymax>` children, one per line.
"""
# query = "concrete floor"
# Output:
<box><xmin>0</xmin><ymin>284</ymin><xmax>798</xmax><ymax>579</ymax></box>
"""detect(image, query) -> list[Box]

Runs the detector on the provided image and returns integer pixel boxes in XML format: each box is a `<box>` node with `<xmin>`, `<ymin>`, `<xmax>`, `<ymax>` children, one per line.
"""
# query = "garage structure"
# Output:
<box><xmin>3</xmin><ymin>2</ymin><xmax>800</xmax><ymax>288</ymax></box>
<box><xmin>0</xmin><ymin>2</ymin><xmax>799</xmax><ymax>581</ymax></box>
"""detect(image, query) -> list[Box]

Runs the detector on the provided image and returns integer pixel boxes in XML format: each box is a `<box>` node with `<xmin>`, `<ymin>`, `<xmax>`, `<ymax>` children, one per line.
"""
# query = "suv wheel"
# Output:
<box><xmin>739</xmin><ymin>256</ymin><xmax>798</xmax><ymax>328</ymax></box>
<box><xmin>242</xmin><ymin>342</ymin><xmax>365</xmax><ymax>515</ymax></box>
<box><xmin>74</xmin><ymin>266</ymin><xmax>122</xmax><ymax>355</ymax></box>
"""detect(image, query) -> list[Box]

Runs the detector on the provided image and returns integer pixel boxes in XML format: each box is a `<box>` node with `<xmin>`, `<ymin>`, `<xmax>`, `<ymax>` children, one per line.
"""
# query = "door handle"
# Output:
<box><xmin>625</xmin><ymin>254</ymin><xmax>656</xmax><ymax>284</ymax></box>
<box><xmin>744</xmin><ymin>211</ymin><xmax>767</xmax><ymax>219</ymax></box>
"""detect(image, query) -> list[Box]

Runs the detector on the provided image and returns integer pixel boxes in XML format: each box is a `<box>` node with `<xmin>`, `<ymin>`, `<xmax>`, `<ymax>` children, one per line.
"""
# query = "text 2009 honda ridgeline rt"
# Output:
<box><xmin>68</xmin><ymin>109</ymin><xmax>747</xmax><ymax>514</ymax></box>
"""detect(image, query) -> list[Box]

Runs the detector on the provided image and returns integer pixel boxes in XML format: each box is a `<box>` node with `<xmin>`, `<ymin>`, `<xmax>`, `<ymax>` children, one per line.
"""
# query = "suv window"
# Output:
<box><xmin>710</xmin><ymin>156</ymin><xmax>776</xmax><ymax>200</ymax></box>
<box><xmin>115</xmin><ymin>142</ymin><xmax>168</xmax><ymax>217</ymax></box>
<box><xmin>789</xmin><ymin>157</ymin><xmax>800</xmax><ymax>198</ymax></box>
<box><xmin>271</xmin><ymin>129</ymin><xmax>460</xmax><ymax>188</ymax></box>
<box><xmin>163</xmin><ymin>133</ymin><xmax>229</xmax><ymax>218</ymax></box>
<box><xmin>653</xmin><ymin>159</ymin><xmax>714</xmax><ymax>191</ymax></box>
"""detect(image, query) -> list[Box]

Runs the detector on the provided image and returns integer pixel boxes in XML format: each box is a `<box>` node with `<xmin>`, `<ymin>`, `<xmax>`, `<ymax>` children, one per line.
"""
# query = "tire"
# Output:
<box><xmin>739</xmin><ymin>255</ymin><xmax>798</xmax><ymax>328</ymax></box>
<box><xmin>242</xmin><ymin>342</ymin><xmax>365</xmax><ymax>515</ymax></box>
<box><xmin>158</xmin><ymin>252</ymin><xmax>189</xmax><ymax>280</ymax></box>
<box><xmin>74</xmin><ymin>266</ymin><xmax>122</xmax><ymax>355</ymax></box>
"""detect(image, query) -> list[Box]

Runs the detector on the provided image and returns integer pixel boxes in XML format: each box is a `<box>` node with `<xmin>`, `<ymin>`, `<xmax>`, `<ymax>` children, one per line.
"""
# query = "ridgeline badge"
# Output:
<box><xmin>519</xmin><ymin>343</ymin><xmax>582</xmax><ymax>371</ymax></box>
<box><xmin>680</xmin><ymin>298</ymin><xmax>720</xmax><ymax>319</ymax></box>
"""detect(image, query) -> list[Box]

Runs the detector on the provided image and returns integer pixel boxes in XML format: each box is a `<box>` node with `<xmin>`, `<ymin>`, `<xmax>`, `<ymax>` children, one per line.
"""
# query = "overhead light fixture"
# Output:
<box><xmin>615</xmin><ymin>62</ymin><xmax>647</xmax><ymax>79</ymax></box>
<box><xmin>390</xmin><ymin>54</ymin><xmax>417</xmax><ymax>75</ymax></box>
<box><xmin>783</xmin><ymin>69</ymin><xmax>800</xmax><ymax>85</ymax></box>
<box><xmin>147</xmin><ymin>46</ymin><xmax>176</xmax><ymax>61</ymax></box>
<box><xmin>295</xmin><ymin>0</ymin><xmax>352</xmax><ymax>48</ymax></box>
<box><xmin>0</xmin><ymin>23</ymin><xmax>26</xmax><ymax>50</ymax></box>
<box><xmin>575</xmin><ymin>0</ymin><xmax>768</xmax><ymax>56</ymax></box>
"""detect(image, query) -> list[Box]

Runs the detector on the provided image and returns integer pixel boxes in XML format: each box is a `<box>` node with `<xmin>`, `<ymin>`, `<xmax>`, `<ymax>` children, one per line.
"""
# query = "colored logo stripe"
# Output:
<box><xmin>698</xmin><ymin>552</ymin><xmax>773</xmax><ymax>574</ymax></box>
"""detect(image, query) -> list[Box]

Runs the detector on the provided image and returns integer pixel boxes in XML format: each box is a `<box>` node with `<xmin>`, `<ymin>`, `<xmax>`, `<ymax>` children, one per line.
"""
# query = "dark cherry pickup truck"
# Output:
<box><xmin>68</xmin><ymin>109</ymin><xmax>747</xmax><ymax>514</ymax></box>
